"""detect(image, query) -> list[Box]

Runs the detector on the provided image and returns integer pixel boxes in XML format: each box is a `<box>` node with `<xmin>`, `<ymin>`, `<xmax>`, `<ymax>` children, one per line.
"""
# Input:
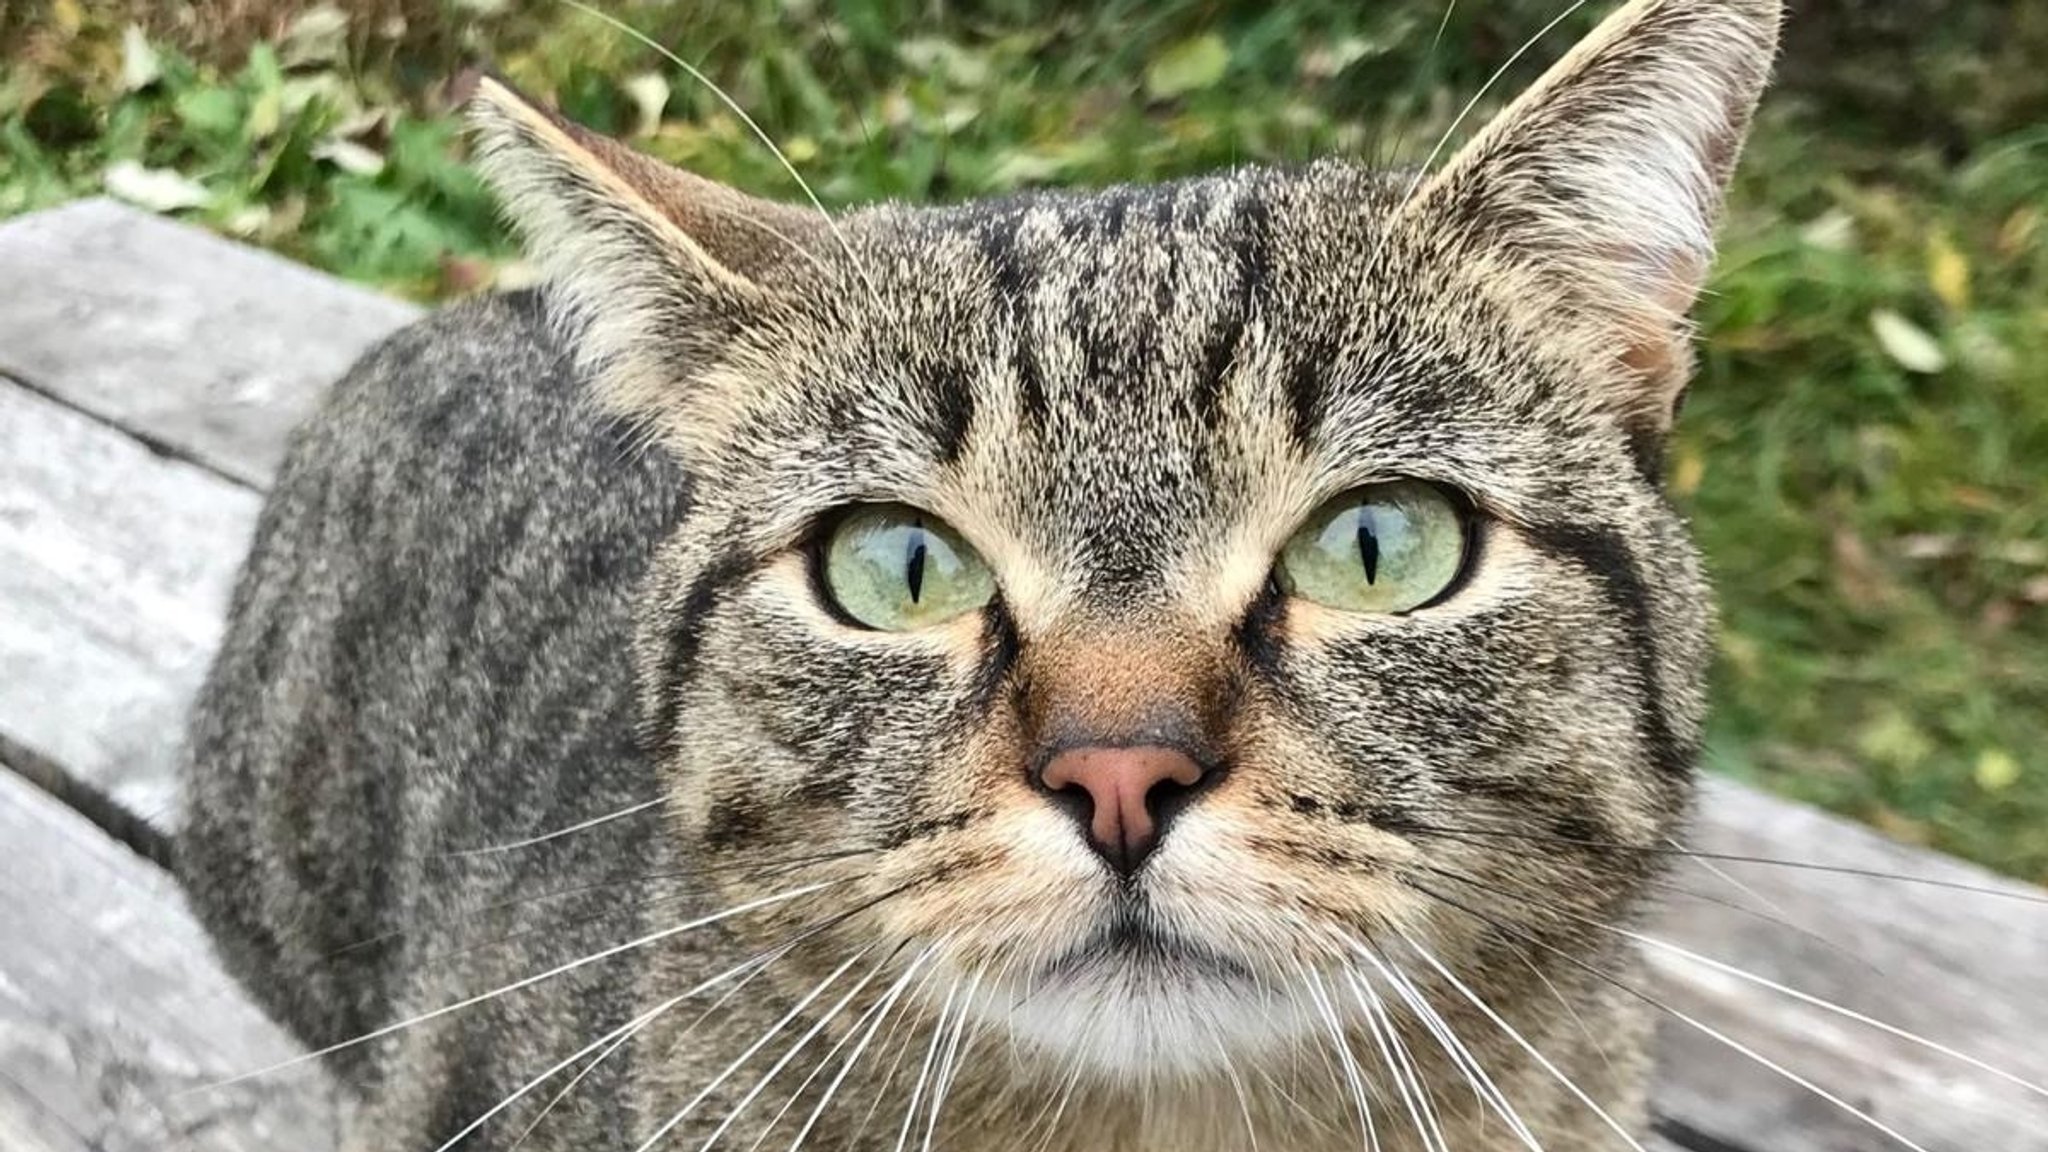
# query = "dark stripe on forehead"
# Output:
<box><xmin>974</xmin><ymin>209</ymin><xmax>1051</xmax><ymax>433</ymax></box>
<box><xmin>1286</xmin><ymin>335</ymin><xmax>1334</xmax><ymax>447</ymax></box>
<box><xmin>648</xmin><ymin>548</ymin><xmax>756</xmax><ymax>764</ymax></box>
<box><xmin>1194</xmin><ymin>192</ymin><xmax>1272</xmax><ymax>423</ymax></box>
<box><xmin>914</xmin><ymin>359</ymin><xmax>976</xmax><ymax>465</ymax></box>
<box><xmin>1525</xmin><ymin>520</ymin><xmax>1693</xmax><ymax>779</ymax></box>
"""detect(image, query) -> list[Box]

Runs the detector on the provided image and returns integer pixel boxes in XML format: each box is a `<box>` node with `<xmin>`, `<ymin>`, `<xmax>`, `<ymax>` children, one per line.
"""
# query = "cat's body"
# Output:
<box><xmin>181</xmin><ymin>2</ymin><xmax>1783</xmax><ymax>1148</ymax></box>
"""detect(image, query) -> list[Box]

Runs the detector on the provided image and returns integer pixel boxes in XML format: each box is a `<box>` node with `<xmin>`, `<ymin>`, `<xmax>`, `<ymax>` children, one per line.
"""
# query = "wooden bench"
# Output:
<box><xmin>1</xmin><ymin>198</ymin><xmax>2042</xmax><ymax>1152</ymax></box>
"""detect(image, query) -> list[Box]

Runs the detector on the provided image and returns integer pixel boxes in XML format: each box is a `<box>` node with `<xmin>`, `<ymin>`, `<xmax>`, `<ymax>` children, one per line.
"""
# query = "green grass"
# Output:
<box><xmin>6</xmin><ymin>0</ymin><xmax>2045</xmax><ymax>881</ymax></box>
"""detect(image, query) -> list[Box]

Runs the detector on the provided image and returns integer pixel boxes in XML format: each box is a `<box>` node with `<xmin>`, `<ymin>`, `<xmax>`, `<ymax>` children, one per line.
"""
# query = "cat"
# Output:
<box><xmin>178</xmin><ymin>0</ymin><xmax>1782</xmax><ymax>1148</ymax></box>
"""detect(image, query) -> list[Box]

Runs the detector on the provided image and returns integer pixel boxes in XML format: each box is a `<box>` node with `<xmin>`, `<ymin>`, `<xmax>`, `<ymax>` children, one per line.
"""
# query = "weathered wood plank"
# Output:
<box><xmin>1648</xmin><ymin>777</ymin><xmax>2048</xmax><ymax>1152</ymax></box>
<box><xmin>0</xmin><ymin>376</ymin><xmax>261</xmax><ymax>827</ymax></box>
<box><xmin>0</xmin><ymin>764</ymin><xmax>342</xmax><ymax>1151</ymax></box>
<box><xmin>0</xmin><ymin>198</ymin><xmax>418</xmax><ymax>487</ymax></box>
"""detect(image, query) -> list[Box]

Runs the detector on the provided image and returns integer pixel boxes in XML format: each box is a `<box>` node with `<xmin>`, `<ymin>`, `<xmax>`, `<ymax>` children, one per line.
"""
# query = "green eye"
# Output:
<box><xmin>822</xmin><ymin>505</ymin><xmax>996</xmax><ymax>630</ymax></box>
<box><xmin>1276</xmin><ymin>482</ymin><xmax>1470</xmax><ymax>614</ymax></box>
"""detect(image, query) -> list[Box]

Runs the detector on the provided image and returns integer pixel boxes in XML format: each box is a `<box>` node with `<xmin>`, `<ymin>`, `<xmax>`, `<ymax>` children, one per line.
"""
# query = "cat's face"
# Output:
<box><xmin>471</xmin><ymin>0</ymin><xmax>1775</xmax><ymax>1082</ymax></box>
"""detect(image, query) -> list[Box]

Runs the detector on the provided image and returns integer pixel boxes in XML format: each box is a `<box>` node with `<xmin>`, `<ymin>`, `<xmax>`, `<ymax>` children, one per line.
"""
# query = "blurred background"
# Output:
<box><xmin>2</xmin><ymin>0</ymin><xmax>2043</xmax><ymax>881</ymax></box>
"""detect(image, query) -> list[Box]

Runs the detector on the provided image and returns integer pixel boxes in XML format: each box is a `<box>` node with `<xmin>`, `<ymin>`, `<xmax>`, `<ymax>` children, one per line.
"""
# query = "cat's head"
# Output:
<box><xmin>471</xmin><ymin>0</ymin><xmax>1779</xmax><ymax>1080</ymax></box>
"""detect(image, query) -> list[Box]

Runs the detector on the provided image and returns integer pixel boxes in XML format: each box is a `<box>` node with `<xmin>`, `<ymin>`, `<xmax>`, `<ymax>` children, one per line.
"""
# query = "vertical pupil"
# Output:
<box><xmin>1355</xmin><ymin>507</ymin><xmax>1380</xmax><ymax>585</ymax></box>
<box><xmin>905</xmin><ymin>525</ymin><xmax>928</xmax><ymax>603</ymax></box>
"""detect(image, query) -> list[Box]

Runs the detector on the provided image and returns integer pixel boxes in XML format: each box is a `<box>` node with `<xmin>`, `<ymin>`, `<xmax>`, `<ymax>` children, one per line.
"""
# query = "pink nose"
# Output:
<box><xmin>1039</xmin><ymin>746</ymin><xmax>1207</xmax><ymax>873</ymax></box>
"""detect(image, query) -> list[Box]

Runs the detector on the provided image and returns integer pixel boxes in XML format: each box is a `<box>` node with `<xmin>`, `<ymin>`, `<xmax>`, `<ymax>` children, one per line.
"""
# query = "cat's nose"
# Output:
<box><xmin>1038</xmin><ymin>746</ymin><xmax>1208</xmax><ymax>875</ymax></box>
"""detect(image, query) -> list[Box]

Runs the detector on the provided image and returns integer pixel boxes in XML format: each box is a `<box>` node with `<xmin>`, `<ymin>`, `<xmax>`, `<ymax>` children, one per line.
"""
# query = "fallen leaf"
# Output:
<box><xmin>1870</xmin><ymin>309</ymin><xmax>1946</xmax><ymax>374</ymax></box>
<box><xmin>1975</xmin><ymin>749</ymin><xmax>2021</xmax><ymax>792</ymax></box>
<box><xmin>1799</xmin><ymin>209</ymin><xmax>1856</xmax><ymax>251</ymax></box>
<box><xmin>103</xmin><ymin>160</ymin><xmax>211</xmax><ymax>213</ymax></box>
<box><xmin>1927</xmin><ymin>232</ymin><xmax>1970</xmax><ymax>311</ymax></box>
<box><xmin>621</xmin><ymin>72</ymin><xmax>669</xmax><ymax>139</ymax></box>
<box><xmin>1669</xmin><ymin>447</ymin><xmax>1706</xmax><ymax>498</ymax></box>
<box><xmin>1145</xmin><ymin>35</ymin><xmax>1230</xmax><ymax>101</ymax></box>
<box><xmin>1997</xmin><ymin>206</ymin><xmax>2041</xmax><ymax>259</ymax></box>
<box><xmin>281</xmin><ymin>5</ymin><xmax>350</xmax><ymax>69</ymax></box>
<box><xmin>1857</xmin><ymin>711</ymin><xmax>1933</xmax><ymax>770</ymax></box>
<box><xmin>312</xmin><ymin>138</ymin><xmax>386</xmax><ymax>176</ymax></box>
<box><xmin>120</xmin><ymin>25</ymin><xmax>161</xmax><ymax>92</ymax></box>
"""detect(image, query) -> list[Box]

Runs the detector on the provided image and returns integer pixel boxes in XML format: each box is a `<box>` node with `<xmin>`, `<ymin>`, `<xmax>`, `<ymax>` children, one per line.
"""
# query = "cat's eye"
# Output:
<box><xmin>821</xmin><ymin>505</ymin><xmax>996</xmax><ymax>630</ymax></box>
<box><xmin>1276</xmin><ymin>482</ymin><xmax>1470</xmax><ymax>614</ymax></box>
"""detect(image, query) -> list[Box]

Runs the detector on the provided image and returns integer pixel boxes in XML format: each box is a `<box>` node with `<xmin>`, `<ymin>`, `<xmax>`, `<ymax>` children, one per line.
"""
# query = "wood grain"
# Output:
<box><xmin>0</xmin><ymin>197</ymin><xmax>417</xmax><ymax>488</ymax></box>
<box><xmin>1647</xmin><ymin>778</ymin><xmax>2048</xmax><ymax>1152</ymax></box>
<box><xmin>0</xmin><ymin>765</ymin><xmax>342</xmax><ymax>1152</ymax></box>
<box><xmin>0</xmin><ymin>376</ymin><xmax>261</xmax><ymax>829</ymax></box>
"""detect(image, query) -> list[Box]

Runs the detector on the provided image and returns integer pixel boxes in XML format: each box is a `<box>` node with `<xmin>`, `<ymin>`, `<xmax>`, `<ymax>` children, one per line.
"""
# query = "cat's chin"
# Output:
<box><xmin>962</xmin><ymin>926</ymin><xmax>1323</xmax><ymax>1080</ymax></box>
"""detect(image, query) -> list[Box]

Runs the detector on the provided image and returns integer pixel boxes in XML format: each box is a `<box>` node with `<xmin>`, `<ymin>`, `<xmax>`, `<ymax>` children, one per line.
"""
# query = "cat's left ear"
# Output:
<box><xmin>1396</xmin><ymin>0</ymin><xmax>1783</xmax><ymax>445</ymax></box>
<box><xmin>461</xmin><ymin>71</ymin><xmax>831</xmax><ymax>456</ymax></box>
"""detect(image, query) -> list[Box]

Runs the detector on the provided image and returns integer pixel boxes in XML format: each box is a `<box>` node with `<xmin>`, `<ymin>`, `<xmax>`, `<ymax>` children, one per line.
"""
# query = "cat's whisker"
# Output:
<box><xmin>1349</xmin><ymin>939</ymin><xmax>1542</xmax><ymax>1152</ymax></box>
<box><xmin>510</xmin><ymin>943</ymin><xmax>794</xmax><ymax>1152</ymax></box>
<box><xmin>779</xmin><ymin>941</ymin><xmax>945</xmax><ymax>1152</ymax></box>
<box><xmin>920</xmin><ymin>968</ymin><xmax>981</xmax><ymax>1152</ymax></box>
<box><xmin>1400</xmin><ymin>0</ymin><xmax>1593</xmax><ymax>205</ymax></box>
<box><xmin>1399</xmin><ymin>818</ymin><xmax>2048</xmax><ymax>905</ymax></box>
<box><xmin>892</xmin><ymin>975</ymin><xmax>961</xmax><ymax>1152</ymax></box>
<box><xmin>433</xmin><ymin>796</ymin><xmax>668</xmax><ymax>857</ymax></box>
<box><xmin>319</xmin><ymin>845</ymin><xmax>878</xmax><ymax>963</ymax></box>
<box><xmin>1206</xmin><ymin>1016</ymin><xmax>1262</xmax><ymax>1152</ymax></box>
<box><xmin>556</xmin><ymin>0</ymin><xmax>882</xmax><ymax>303</ymax></box>
<box><xmin>1376</xmin><ymin>0</ymin><xmax>1463</xmax><ymax>170</ymax></box>
<box><xmin>188</xmin><ymin>880</ymin><xmax>836</xmax><ymax>1093</ymax></box>
<box><xmin>1300</xmin><ymin>965</ymin><xmax>1379</xmax><ymax>1151</ymax></box>
<box><xmin>694</xmin><ymin>944</ymin><xmax>894</xmax><ymax>1152</ymax></box>
<box><xmin>1374</xmin><ymin>927</ymin><xmax>1646</xmax><ymax>1152</ymax></box>
<box><xmin>1509</xmin><ymin>942</ymin><xmax>1623</xmax><ymax>1089</ymax></box>
<box><xmin>848</xmin><ymin>946</ymin><xmax>950</xmax><ymax>1152</ymax></box>
<box><xmin>635</xmin><ymin>947</ymin><xmax>875</xmax><ymax>1152</ymax></box>
<box><xmin>1631</xmin><ymin>924</ymin><xmax>2048</xmax><ymax>1100</ymax></box>
<box><xmin>1403</xmin><ymin>878</ymin><xmax>1938</xmax><ymax>1152</ymax></box>
<box><xmin>1422</xmin><ymin>860</ymin><xmax>2048</xmax><ymax>1102</ymax></box>
<box><xmin>432</xmin><ymin>945</ymin><xmax>784</xmax><ymax>1152</ymax></box>
<box><xmin>1343</xmin><ymin>969</ymin><xmax>1447</xmax><ymax>1152</ymax></box>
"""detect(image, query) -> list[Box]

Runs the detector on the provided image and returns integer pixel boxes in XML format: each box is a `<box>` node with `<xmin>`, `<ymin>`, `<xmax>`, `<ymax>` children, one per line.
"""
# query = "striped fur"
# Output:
<box><xmin>181</xmin><ymin>2</ymin><xmax>1784</xmax><ymax>1149</ymax></box>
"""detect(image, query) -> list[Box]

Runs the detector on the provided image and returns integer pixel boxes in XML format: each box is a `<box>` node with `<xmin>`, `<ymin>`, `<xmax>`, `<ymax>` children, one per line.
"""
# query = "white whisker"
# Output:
<box><xmin>695</xmin><ymin>946</ymin><xmax>891</xmax><ymax>1152</ymax></box>
<box><xmin>892</xmin><ymin>977</ymin><xmax>960</xmax><ymax>1152</ymax></box>
<box><xmin>189</xmin><ymin>881</ymin><xmax>832</xmax><ymax>1093</ymax></box>
<box><xmin>1343</xmin><ymin>970</ymin><xmax>1446</xmax><ymax>1152</ymax></box>
<box><xmin>1400</xmin><ymin>0</ymin><xmax>1594</xmax><ymax>206</ymax></box>
<box><xmin>1387</xmin><ymin>930</ymin><xmax>1647</xmax><ymax>1152</ymax></box>
<box><xmin>443</xmin><ymin>948</ymin><xmax>782</xmax><ymax>1152</ymax></box>
<box><xmin>436</xmin><ymin>797</ymin><xmax>666</xmax><ymax>858</ymax></box>
<box><xmin>1301</xmin><ymin>966</ymin><xmax>1378</xmax><ymax>1151</ymax></box>
<box><xmin>1613</xmin><ymin>923</ymin><xmax>2048</xmax><ymax>1101</ymax></box>
<box><xmin>635</xmin><ymin>946</ymin><xmax>872</xmax><ymax>1152</ymax></box>
<box><xmin>559</xmin><ymin>0</ymin><xmax>880</xmax><ymax>298</ymax></box>
<box><xmin>920</xmin><ymin>969</ymin><xmax>980</xmax><ymax>1152</ymax></box>
<box><xmin>780</xmin><ymin>943</ymin><xmax>942</xmax><ymax>1152</ymax></box>
<box><xmin>1350</xmin><ymin>942</ymin><xmax>1542</xmax><ymax>1152</ymax></box>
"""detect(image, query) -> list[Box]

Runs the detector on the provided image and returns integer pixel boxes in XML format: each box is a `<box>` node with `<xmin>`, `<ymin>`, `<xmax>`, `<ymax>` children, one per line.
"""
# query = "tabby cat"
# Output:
<box><xmin>180</xmin><ymin>0</ymin><xmax>1783</xmax><ymax>1148</ymax></box>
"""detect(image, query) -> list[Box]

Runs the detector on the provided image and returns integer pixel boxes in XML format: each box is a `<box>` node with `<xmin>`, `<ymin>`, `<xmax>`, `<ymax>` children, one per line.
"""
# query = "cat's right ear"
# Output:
<box><xmin>462</xmin><ymin>72</ymin><xmax>828</xmax><ymax>451</ymax></box>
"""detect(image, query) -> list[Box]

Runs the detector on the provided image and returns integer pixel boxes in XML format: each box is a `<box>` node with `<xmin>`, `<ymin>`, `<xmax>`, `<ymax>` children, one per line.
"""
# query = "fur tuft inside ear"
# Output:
<box><xmin>463</xmin><ymin>73</ymin><xmax>827</xmax><ymax>451</ymax></box>
<box><xmin>1399</xmin><ymin>0</ymin><xmax>1784</xmax><ymax>441</ymax></box>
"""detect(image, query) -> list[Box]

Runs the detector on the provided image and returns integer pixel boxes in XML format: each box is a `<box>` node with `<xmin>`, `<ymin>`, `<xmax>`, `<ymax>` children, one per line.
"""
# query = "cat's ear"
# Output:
<box><xmin>462</xmin><ymin>72</ymin><xmax>826</xmax><ymax>441</ymax></box>
<box><xmin>1396</xmin><ymin>0</ymin><xmax>1782</xmax><ymax>442</ymax></box>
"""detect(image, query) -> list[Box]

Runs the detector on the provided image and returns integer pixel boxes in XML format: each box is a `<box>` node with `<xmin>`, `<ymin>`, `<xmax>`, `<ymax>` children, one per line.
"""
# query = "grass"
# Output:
<box><xmin>5</xmin><ymin>0</ymin><xmax>2045</xmax><ymax>881</ymax></box>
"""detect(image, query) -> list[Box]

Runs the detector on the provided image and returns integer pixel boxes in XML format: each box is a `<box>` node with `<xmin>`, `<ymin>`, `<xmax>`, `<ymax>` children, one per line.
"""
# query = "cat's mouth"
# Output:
<box><xmin>1036</xmin><ymin>909</ymin><xmax>1255</xmax><ymax>986</ymax></box>
<box><xmin>972</xmin><ymin>903</ymin><xmax>1310</xmax><ymax>1077</ymax></box>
